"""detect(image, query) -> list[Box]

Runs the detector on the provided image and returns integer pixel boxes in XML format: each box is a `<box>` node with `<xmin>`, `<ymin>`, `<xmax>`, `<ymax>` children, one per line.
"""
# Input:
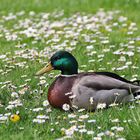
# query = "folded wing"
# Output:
<box><xmin>71</xmin><ymin>74</ymin><xmax>140</xmax><ymax>110</ymax></box>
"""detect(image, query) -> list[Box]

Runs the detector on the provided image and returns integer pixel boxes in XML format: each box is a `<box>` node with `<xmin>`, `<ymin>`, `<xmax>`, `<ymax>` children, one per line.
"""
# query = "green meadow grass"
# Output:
<box><xmin>0</xmin><ymin>0</ymin><xmax>140</xmax><ymax>140</ymax></box>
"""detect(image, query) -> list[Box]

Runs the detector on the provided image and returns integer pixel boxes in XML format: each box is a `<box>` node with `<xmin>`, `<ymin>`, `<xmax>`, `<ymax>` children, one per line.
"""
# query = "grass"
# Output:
<box><xmin>0</xmin><ymin>0</ymin><xmax>140</xmax><ymax>140</ymax></box>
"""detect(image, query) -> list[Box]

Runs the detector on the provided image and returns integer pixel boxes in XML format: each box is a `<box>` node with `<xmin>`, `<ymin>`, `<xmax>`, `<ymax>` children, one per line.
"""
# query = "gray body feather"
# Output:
<box><xmin>71</xmin><ymin>75</ymin><xmax>140</xmax><ymax>110</ymax></box>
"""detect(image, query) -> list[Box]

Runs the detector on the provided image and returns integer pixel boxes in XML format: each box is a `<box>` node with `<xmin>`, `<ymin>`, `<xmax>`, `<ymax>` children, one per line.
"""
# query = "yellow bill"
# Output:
<box><xmin>36</xmin><ymin>62</ymin><xmax>54</xmax><ymax>76</ymax></box>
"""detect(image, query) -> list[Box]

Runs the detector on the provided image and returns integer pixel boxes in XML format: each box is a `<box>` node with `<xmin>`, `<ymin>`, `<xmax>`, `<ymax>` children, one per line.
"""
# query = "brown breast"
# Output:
<box><xmin>48</xmin><ymin>75</ymin><xmax>76</xmax><ymax>109</ymax></box>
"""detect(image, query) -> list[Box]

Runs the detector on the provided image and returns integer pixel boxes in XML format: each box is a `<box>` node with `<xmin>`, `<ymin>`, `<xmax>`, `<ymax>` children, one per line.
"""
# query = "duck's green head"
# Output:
<box><xmin>36</xmin><ymin>51</ymin><xmax>78</xmax><ymax>75</ymax></box>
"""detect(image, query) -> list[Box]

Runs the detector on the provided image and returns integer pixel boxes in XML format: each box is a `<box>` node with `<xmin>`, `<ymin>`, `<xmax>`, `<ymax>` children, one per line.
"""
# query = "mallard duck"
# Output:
<box><xmin>36</xmin><ymin>51</ymin><xmax>140</xmax><ymax>111</ymax></box>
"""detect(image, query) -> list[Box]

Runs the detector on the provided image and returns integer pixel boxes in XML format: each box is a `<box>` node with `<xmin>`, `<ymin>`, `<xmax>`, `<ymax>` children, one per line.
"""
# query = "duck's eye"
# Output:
<box><xmin>54</xmin><ymin>56</ymin><xmax>60</xmax><ymax>61</ymax></box>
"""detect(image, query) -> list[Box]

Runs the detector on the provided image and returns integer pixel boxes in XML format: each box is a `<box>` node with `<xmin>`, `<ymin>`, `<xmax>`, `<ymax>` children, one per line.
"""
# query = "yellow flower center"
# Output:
<box><xmin>10</xmin><ymin>114</ymin><xmax>20</xmax><ymax>122</ymax></box>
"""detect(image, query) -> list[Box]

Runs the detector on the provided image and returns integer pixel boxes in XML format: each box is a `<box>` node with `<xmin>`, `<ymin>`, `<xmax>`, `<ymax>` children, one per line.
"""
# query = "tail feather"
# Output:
<box><xmin>133</xmin><ymin>92</ymin><xmax>140</xmax><ymax>98</ymax></box>
<box><xmin>131</xmin><ymin>80</ymin><xmax>140</xmax><ymax>86</ymax></box>
<box><xmin>132</xmin><ymin>80</ymin><xmax>140</xmax><ymax>97</ymax></box>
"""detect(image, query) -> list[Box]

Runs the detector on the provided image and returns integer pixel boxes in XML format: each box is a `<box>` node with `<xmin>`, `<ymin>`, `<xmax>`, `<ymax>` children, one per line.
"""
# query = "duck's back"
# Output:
<box><xmin>71</xmin><ymin>73</ymin><xmax>140</xmax><ymax>110</ymax></box>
